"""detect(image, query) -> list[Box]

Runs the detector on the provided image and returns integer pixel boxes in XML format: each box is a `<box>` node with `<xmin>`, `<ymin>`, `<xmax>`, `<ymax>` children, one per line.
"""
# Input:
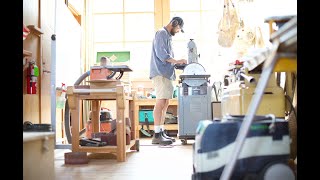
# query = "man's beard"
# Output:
<box><xmin>170</xmin><ymin>29</ymin><xmax>176</xmax><ymax>36</ymax></box>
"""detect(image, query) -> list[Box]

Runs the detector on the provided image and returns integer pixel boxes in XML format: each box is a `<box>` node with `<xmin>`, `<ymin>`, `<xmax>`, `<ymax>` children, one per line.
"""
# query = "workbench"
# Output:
<box><xmin>23</xmin><ymin>132</ymin><xmax>55</xmax><ymax>180</ymax></box>
<box><xmin>66</xmin><ymin>80</ymin><xmax>137</xmax><ymax>162</ymax></box>
<box><xmin>133</xmin><ymin>98</ymin><xmax>178</xmax><ymax>138</ymax></box>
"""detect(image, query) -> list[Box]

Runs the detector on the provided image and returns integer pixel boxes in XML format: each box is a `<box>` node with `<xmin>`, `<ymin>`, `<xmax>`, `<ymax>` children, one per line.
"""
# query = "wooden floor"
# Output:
<box><xmin>54</xmin><ymin>137</ymin><xmax>194</xmax><ymax>180</ymax></box>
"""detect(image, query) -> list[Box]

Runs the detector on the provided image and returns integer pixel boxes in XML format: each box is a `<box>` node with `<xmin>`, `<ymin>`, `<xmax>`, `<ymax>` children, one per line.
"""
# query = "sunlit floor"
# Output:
<box><xmin>54</xmin><ymin>137</ymin><xmax>194</xmax><ymax>180</ymax></box>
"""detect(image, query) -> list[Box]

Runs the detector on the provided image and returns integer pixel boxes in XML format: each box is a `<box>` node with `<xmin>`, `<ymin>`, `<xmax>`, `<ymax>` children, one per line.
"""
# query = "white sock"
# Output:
<box><xmin>154</xmin><ymin>125</ymin><xmax>161</xmax><ymax>133</ymax></box>
<box><xmin>160</xmin><ymin>125</ymin><xmax>165</xmax><ymax>131</ymax></box>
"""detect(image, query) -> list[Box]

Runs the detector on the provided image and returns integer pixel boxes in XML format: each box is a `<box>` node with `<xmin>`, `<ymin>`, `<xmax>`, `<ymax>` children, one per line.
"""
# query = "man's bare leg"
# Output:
<box><xmin>152</xmin><ymin>99</ymin><xmax>173</xmax><ymax>145</ymax></box>
<box><xmin>160</xmin><ymin>99</ymin><xmax>169</xmax><ymax>125</ymax></box>
<box><xmin>160</xmin><ymin>100</ymin><xmax>176</xmax><ymax>142</ymax></box>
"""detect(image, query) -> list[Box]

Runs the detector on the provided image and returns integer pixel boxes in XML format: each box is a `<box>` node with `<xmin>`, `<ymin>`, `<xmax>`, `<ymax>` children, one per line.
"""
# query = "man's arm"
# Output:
<box><xmin>166</xmin><ymin>58</ymin><xmax>187</xmax><ymax>65</ymax></box>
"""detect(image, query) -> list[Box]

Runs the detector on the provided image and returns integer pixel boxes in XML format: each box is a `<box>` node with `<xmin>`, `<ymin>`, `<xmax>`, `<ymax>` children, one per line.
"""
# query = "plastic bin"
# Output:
<box><xmin>139</xmin><ymin>109</ymin><xmax>154</xmax><ymax>123</ymax></box>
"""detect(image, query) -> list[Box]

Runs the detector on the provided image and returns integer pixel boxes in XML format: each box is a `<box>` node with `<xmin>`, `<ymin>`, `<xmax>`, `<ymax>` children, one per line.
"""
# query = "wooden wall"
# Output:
<box><xmin>23</xmin><ymin>0</ymin><xmax>41</xmax><ymax>124</ymax></box>
<box><xmin>23</xmin><ymin>0</ymin><xmax>55</xmax><ymax>124</ymax></box>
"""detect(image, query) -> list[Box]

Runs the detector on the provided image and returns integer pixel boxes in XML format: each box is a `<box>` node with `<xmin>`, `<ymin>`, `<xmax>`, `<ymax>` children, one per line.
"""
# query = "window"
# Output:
<box><xmin>91</xmin><ymin>0</ymin><xmax>155</xmax><ymax>80</ymax></box>
<box><xmin>87</xmin><ymin>0</ymin><xmax>297</xmax><ymax>82</ymax></box>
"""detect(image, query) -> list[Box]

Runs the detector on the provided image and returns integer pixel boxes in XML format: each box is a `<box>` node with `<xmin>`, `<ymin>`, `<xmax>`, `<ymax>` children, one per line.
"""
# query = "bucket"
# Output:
<box><xmin>56</xmin><ymin>96</ymin><xmax>66</xmax><ymax>109</ymax></box>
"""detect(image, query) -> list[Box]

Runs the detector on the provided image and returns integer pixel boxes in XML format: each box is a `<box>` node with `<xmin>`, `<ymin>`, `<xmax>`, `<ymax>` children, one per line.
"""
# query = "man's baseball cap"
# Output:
<box><xmin>170</xmin><ymin>16</ymin><xmax>184</xmax><ymax>33</ymax></box>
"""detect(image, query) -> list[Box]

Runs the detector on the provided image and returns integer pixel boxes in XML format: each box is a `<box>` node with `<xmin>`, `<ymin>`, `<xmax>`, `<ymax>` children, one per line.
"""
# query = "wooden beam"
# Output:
<box><xmin>154</xmin><ymin>0</ymin><xmax>162</xmax><ymax>31</ymax></box>
<box><xmin>67</xmin><ymin>2</ymin><xmax>81</xmax><ymax>25</ymax></box>
<box><xmin>162</xmin><ymin>0</ymin><xmax>170</xmax><ymax>25</ymax></box>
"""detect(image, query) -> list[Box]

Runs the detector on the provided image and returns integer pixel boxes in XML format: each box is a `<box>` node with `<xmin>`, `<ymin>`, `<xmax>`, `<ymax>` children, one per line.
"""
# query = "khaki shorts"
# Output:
<box><xmin>152</xmin><ymin>76</ymin><xmax>174</xmax><ymax>99</ymax></box>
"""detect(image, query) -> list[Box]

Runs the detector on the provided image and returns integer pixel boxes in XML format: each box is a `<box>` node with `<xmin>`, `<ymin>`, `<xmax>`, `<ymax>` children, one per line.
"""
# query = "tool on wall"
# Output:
<box><xmin>26</xmin><ymin>60</ymin><xmax>39</xmax><ymax>94</ymax></box>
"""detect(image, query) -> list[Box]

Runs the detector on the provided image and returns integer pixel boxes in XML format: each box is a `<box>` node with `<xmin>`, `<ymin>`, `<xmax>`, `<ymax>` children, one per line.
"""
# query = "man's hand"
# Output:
<box><xmin>176</xmin><ymin>59</ymin><xmax>187</xmax><ymax>64</ymax></box>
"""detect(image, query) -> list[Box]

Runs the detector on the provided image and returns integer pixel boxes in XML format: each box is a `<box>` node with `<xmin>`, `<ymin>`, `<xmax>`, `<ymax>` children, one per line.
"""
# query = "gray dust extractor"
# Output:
<box><xmin>177</xmin><ymin>62</ymin><xmax>212</xmax><ymax>145</ymax></box>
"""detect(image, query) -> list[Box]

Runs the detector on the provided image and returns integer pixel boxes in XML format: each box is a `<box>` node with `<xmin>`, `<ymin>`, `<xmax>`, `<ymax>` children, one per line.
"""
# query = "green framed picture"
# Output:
<box><xmin>96</xmin><ymin>51</ymin><xmax>130</xmax><ymax>63</ymax></box>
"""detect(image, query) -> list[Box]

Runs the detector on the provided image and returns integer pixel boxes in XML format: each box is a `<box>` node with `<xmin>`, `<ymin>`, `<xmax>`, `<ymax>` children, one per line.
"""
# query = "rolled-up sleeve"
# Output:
<box><xmin>154</xmin><ymin>31</ymin><xmax>173</xmax><ymax>63</ymax></box>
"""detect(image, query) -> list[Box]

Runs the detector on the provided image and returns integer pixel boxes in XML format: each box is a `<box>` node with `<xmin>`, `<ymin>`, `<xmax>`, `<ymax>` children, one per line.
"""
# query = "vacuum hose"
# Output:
<box><xmin>64</xmin><ymin>70</ymin><xmax>90</xmax><ymax>144</ymax></box>
<box><xmin>74</xmin><ymin>71</ymin><xmax>90</xmax><ymax>85</ymax></box>
<box><xmin>240</xmin><ymin>72</ymin><xmax>256</xmax><ymax>84</ymax></box>
<box><xmin>64</xmin><ymin>69</ymin><xmax>118</xmax><ymax>144</ymax></box>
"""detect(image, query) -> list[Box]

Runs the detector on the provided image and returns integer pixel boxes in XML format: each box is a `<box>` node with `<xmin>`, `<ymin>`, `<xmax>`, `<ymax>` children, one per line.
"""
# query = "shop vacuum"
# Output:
<box><xmin>192</xmin><ymin>115</ymin><xmax>295</xmax><ymax>180</ymax></box>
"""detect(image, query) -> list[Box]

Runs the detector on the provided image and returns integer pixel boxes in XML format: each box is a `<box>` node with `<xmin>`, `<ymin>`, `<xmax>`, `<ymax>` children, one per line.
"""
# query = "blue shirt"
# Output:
<box><xmin>149</xmin><ymin>27</ymin><xmax>176</xmax><ymax>80</ymax></box>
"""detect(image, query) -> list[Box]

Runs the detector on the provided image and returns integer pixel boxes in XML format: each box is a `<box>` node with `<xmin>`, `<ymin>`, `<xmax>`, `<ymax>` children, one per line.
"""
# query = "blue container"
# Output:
<box><xmin>139</xmin><ymin>109</ymin><xmax>154</xmax><ymax>123</ymax></box>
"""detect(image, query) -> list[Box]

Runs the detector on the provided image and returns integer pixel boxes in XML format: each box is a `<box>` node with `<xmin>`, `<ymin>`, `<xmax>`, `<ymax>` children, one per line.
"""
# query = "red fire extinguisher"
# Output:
<box><xmin>26</xmin><ymin>61</ymin><xmax>39</xmax><ymax>94</ymax></box>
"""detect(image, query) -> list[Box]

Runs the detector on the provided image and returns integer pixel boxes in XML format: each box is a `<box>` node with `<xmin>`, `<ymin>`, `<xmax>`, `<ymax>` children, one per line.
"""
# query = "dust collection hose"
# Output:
<box><xmin>64</xmin><ymin>70</ymin><xmax>117</xmax><ymax>143</ymax></box>
<box><xmin>64</xmin><ymin>70</ymin><xmax>90</xmax><ymax>144</ymax></box>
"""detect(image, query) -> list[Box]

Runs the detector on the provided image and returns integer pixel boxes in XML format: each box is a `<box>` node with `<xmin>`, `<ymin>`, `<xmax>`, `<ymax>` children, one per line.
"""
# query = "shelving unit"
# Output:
<box><xmin>133</xmin><ymin>98</ymin><xmax>178</xmax><ymax>138</ymax></box>
<box><xmin>23</xmin><ymin>49</ymin><xmax>32</xmax><ymax>57</ymax></box>
<box><xmin>27</xmin><ymin>25</ymin><xmax>44</xmax><ymax>36</ymax></box>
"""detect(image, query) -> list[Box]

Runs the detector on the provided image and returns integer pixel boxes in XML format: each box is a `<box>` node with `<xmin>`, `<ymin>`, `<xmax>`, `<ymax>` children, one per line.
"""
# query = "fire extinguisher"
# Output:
<box><xmin>26</xmin><ymin>61</ymin><xmax>39</xmax><ymax>94</ymax></box>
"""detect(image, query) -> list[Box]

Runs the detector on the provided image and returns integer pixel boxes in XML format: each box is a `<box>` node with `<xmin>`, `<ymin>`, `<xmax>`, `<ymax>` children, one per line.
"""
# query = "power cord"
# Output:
<box><xmin>285</xmin><ymin>94</ymin><xmax>297</xmax><ymax>120</ymax></box>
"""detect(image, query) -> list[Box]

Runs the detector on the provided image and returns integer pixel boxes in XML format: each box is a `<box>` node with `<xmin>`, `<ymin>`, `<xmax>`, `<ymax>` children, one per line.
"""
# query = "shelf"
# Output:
<box><xmin>23</xmin><ymin>49</ymin><xmax>32</xmax><ymax>57</ymax></box>
<box><xmin>139</xmin><ymin>124</ymin><xmax>178</xmax><ymax>131</ymax></box>
<box><xmin>27</xmin><ymin>25</ymin><xmax>43</xmax><ymax>36</ymax></box>
<box><xmin>134</xmin><ymin>98</ymin><xmax>178</xmax><ymax>106</ymax></box>
<box><xmin>75</xmin><ymin>140</ymin><xmax>136</xmax><ymax>153</ymax></box>
<box><xmin>133</xmin><ymin>98</ymin><xmax>179</xmax><ymax>138</ymax></box>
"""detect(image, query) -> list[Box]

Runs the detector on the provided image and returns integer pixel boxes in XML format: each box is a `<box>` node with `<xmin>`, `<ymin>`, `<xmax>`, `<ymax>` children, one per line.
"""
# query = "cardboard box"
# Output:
<box><xmin>139</xmin><ymin>109</ymin><xmax>154</xmax><ymax>123</ymax></box>
<box><xmin>212</xmin><ymin>102</ymin><xmax>222</xmax><ymax>119</ymax></box>
<box><xmin>101</xmin><ymin>133</ymin><xmax>131</xmax><ymax>145</ymax></box>
<box><xmin>86</xmin><ymin>119</ymin><xmax>116</xmax><ymax>138</ymax></box>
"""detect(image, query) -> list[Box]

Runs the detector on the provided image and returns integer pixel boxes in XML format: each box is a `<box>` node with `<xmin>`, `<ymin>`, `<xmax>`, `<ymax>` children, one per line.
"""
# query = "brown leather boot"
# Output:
<box><xmin>152</xmin><ymin>133</ymin><xmax>173</xmax><ymax>145</ymax></box>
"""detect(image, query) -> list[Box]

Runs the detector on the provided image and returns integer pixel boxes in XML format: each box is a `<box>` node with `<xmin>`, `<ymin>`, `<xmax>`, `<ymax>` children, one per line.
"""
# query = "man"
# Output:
<box><xmin>149</xmin><ymin>17</ymin><xmax>187</xmax><ymax>145</ymax></box>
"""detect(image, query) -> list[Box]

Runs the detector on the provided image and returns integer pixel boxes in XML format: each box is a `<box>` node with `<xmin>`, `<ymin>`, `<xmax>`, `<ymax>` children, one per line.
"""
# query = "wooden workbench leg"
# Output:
<box><xmin>116</xmin><ymin>85</ymin><xmax>126</xmax><ymax>162</ymax></box>
<box><xmin>92</xmin><ymin>100</ymin><xmax>100</xmax><ymax>134</ymax></box>
<box><xmin>134</xmin><ymin>104</ymin><xmax>140</xmax><ymax>139</ymax></box>
<box><xmin>127</xmin><ymin>99</ymin><xmax>136</xmax><ymax>151</ymax></box>
<box><xmin>71</xmin><ymin>95</ymin><xmax>80</xmax><ymax>152</ymax></box>
<box><xmin>128</xmin><ymin>101</ymin><xmax>137</xmax><ymax>139</ymax></box>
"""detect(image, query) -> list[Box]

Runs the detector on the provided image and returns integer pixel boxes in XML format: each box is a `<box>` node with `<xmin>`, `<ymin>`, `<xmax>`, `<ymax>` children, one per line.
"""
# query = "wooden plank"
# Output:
<box><xmin>134</xmin><ymin>98</ymin><xmax>178</xmax><ymax>106</ymax></box>
<box><xmin>129</xmin><ymin>100</ymin><xmax>136</xmax><ymax>141</ymax></box>
<box><xmin>77</xmin><ymin>146</ymin><xmax>117</xmax><ymax>153</ymax></box>
<box><xmin>74</xmin><ymin>88</ymin><xmax>116</xmax><ymax>93</ymax></box>
<box><xmin>116</xmin><ymin>85</ymin><xmax>126</xmax><ymax>162</ymax></box>
<box><xmin>23</xmin><ymin>49</ymin><xmax>32</xmax><ymax>57</ymax></box>
<box><xmin>71</xmin><ymin>95</ymin><xmax>80</xmax><ymax>152</ymax></box>
<box><xmin>91</xmin><ymin>100</ymin><xmax>100</xmax><ymax>133</ymax></box>
<box><xmin>138</xmin><ymin>124</ymin><xmax>178</xmax><ymax>131</ymax></box>
<box><xmin>27</xmin><ymin>25</ymin><xmax>44</xmax><ymax>36</ymax></box>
